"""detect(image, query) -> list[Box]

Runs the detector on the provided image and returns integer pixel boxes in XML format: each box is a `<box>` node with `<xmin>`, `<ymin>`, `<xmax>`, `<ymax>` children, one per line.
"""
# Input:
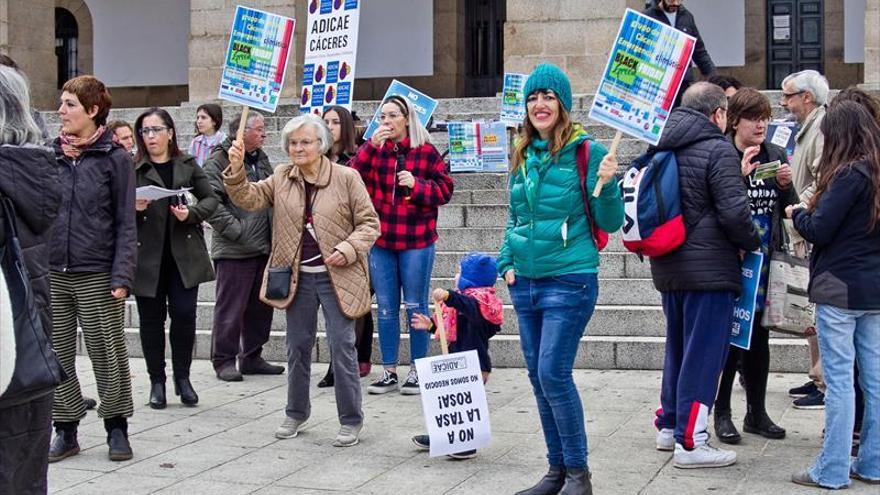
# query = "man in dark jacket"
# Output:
<box><xmin>643</xmin><ymin>0</ymin><xmax>716</xmax><ymax>107</ymax></box>
<box><xmin>650</xmin><ymin>82</ymin><xmax>761</xmax><ymax>469</ymax></box>
<box><xmin>204</xmin><ymin>112</ymin><xmax>281</xmax><ymax>381</ymax></box>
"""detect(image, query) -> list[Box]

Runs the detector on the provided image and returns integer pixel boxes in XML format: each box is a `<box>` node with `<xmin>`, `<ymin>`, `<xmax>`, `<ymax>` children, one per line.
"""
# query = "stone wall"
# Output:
<box><xmin>503</xmin><ymin>0</ymin><xmax>643</xmax><ymax>94</ymax></box>
<box><xmin>0</xmin><ymin>0</ymin><xmax>56</xmax><ymax>109</ymax></box>
<box><xmin>865</xmin><ymin>0</ymin><xmax>880</xmax><ymax>89</ymax></box>
<box><xmin>824</xmin><ymin>0</ymin><xmax>863</xmax><ymax>89</ymax></box>
<box><xmin>188</xmin><ymin>0</ymin><xmax>297</xmax><ymax>104</ymax></box>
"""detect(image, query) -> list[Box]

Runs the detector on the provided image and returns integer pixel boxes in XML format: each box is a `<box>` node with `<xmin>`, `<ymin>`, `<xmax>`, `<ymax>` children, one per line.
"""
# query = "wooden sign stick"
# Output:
<box><xmin>433</xmin><ymin>305</ymin><xmax>449</xmax><ymax>356</ymax></box>
<box><xmin>592</xmin><ymin>130</ymin><xmax>622</xmax><ymax>197</ymax></box>
<box><xmin>236</xmin><ymin>106</ymin><xmax>250</xmax><ymax>143</ymax></box>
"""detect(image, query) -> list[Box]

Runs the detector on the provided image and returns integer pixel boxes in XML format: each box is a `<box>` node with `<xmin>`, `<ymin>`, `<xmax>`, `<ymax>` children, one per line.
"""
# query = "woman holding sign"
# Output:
<box><xmin>499</xmin><ymin>64</ymin><xmax>623</xmax><ymax>495</ymax></box>
<box><xmin>712</xmin><ymin>88</ymin><xmax>796</xmax><ymax>445</ymax></box>
<box><xmin>350</xmin><ymin>95</ymin><xmax>454</xmax><ymax>396</ymax></box>
<box><xmin>223</xmin><ymin>114</ymin><xmax>379</xmax><ymax>447</ymax></box>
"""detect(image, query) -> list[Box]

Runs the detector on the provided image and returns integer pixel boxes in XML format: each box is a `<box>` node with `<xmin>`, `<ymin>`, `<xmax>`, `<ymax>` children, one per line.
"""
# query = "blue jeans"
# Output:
<box><xmin>809</xmin><ymin>304</ymin><xmax>880</xmax><ymax>488</ymax></box>
<box><xmin>509</xmin><ymin>273</ymin><xmax>598</xmax><ymax>470</ymax></box>
<box><xmin>370</xmin><ymin>244</ymin><xmax>435</xmax><ymax>368</ymax></box>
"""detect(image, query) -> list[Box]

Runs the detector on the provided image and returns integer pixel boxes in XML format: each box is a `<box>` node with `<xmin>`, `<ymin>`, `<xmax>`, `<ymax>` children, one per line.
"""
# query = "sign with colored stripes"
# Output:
<box><xmin>219</xmin><ymin>6</ymin><xmax>295</xmax><ymax>113</ymax></box>
<box><xmin>447</xmin><ymin>121</ymin><xmax>509</xmax><ymax>172</ymax></box>
<box><xmin>300</xmin><ymin>0</ymin><xmax>360</xmax><ymax>115</ymax></box>
<box><xmin>589</xmin><ymin>9</ymin><xmax>696</xmax><ymax>145</ymax></box>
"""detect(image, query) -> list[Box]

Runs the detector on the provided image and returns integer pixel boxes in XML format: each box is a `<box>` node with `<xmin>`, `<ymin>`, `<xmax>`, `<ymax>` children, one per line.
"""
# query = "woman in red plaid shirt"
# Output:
<box><xmin>350</xmin><ymin>95</ymin><xmax>454</xmax><ymax>395</ymax></box>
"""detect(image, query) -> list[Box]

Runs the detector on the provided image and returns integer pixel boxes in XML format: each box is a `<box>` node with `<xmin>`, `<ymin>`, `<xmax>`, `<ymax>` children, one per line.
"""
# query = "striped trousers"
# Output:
<box><xmin>50</xmin><ymin>272</ymin><xmax>133</xmax><ymax>422</ymax></box>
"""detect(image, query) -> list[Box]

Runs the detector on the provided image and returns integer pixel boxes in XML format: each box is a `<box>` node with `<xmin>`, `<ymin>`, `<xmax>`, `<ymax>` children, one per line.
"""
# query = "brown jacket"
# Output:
<box><xmin>223</xmin><ymin>156</ymin><xmax>380</xmax><ymax>317</ymax></box>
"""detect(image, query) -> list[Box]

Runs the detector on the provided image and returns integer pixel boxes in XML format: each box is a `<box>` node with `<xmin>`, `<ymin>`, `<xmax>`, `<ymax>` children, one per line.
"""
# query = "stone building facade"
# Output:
<box><xmin>2</xmin><ymin>0</ymin><xmax>878</xmax><ymax>110</ymax></box>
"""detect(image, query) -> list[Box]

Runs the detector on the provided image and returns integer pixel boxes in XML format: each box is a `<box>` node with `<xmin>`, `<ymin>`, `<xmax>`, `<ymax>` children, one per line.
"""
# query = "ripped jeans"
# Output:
<box><xmin>369</xmin><ymin>244</ymin><xmax>435</xmax><ymax>368</ymax></box>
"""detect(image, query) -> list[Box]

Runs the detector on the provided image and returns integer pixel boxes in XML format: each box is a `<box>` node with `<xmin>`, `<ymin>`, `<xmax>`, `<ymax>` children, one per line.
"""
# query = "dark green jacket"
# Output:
<box><xmin>134</xmin><ymin>154</ymin><xmax>218</xmax><ymax>297</ymax></box>
<box><xmin>498</xmin><ymin>126</ymin><xmax>624</xmax><ymax>278</ymax></box>
<box><xmin>203</xmin><ymin>139</ymin><xmax>273</xmax><ymax>260</ymax></box>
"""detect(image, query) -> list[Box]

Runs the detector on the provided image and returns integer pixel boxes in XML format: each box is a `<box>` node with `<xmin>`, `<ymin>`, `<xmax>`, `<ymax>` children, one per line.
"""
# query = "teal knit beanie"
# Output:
<box><xmin>524</xmin><ymin>63</ymin><xmax>573</xmax><ymax>112</ymax></box>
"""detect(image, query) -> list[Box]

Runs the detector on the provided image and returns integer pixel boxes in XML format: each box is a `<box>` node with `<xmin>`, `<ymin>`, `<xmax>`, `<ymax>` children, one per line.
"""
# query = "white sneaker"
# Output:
<box><xmin>332</xmin><ymin>423</ymin><xmax>363</xmax><ymax>447</ymax></box>
<box><xmin>656</xmin><ymin>428</ymin><xmax>675</xmax><ymax>451</ymax></box>
<box><xmin>400</xmin><ymin>369</ymin><xmax>420</xmax><ymax>395</ymax></box>
<box><xmin>673</xmin><ymin>442</ymin><xmax>736</xmax><ymax>469</ymax></box>
<box><xmin>275</xmin><ymin>417</ymin><xmax>307</xmax><ymax>439</ymax></box>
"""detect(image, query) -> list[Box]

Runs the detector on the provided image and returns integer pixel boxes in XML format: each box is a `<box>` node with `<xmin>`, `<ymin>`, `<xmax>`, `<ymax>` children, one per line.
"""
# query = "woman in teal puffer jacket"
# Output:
<box><xmin>501</xmin><ymin>64</ymin><xmax>623</xmax><ymax>495</ymax></box>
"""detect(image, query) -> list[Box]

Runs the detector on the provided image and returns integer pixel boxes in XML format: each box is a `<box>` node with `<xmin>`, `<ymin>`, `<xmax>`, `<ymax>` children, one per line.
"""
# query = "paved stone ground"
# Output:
<box><xmin>47</xmin><ymin>358</ymin><xmax>876</xmax><ymax>494</ymax></box>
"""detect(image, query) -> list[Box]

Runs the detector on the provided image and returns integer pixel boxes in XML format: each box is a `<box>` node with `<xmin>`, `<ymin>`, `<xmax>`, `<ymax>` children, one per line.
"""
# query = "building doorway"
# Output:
<box><xmin>465</xmin><ymin>0</ymin><xmax>505</xmax><ymax>97</ymax></box>
<box><xmin>55</xmin><ymin>7</ymin><xmax>79</xmax><ymax>88</ymax></box>
<box><xmin>767</xmin><ymin>0</ymin><xmax>824</xmax><ymax>88</ymax></box>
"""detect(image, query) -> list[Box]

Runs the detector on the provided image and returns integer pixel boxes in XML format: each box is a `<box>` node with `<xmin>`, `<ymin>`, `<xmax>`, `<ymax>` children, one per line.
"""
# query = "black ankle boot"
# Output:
<box><xmin>174</xmin><ymin>377</ymin><xmax>199</xmax><ymax>406</ymax></box>
<box><xmin>714</xmin><ymin>412</ymin><xmax>741</xmax><ymax>444</ymax></box>
<box><xmin>104</xmin><ymin>417</ymin><xmax>132</xmax><ymax>461</ymax></box>
<box><xmin>149</xmin><ymin>382</ymin><xmax>166</xmax><ymax>409</ymax></box>
<box><xmin>48</xmin><ymin>423</ymin><xmax>80</xmax><ymax>463</ymax></box>
<box><xmin>317</xmin><ymin>365</ymin><xmax>334</xmax><ymax>388</ymax></box>
<box><xmin>515</xmin><ymin>466</ymin><xmax>566</xmax><ymax>495</ymax></box>
<box><xmin>743</xmin><ymin>411</ymin><xmax>786</xmax><ymax>439</ymax></box>
<box><xmin>560</xmin><ymin>469</ymin><xmax>592</xmax><ymax>495</ymax></box>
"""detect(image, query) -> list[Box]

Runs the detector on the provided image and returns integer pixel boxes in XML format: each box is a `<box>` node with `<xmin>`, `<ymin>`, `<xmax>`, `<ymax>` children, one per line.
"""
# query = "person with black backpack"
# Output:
<box><xmin>648</xmin><ymin>82</ymin><xmax>760</xmax><ymax>469</ymax></box>
<box><xmin>0</xmin><ymin>64</ymin><xmax>64</xmax><ymax>494</ymax></box>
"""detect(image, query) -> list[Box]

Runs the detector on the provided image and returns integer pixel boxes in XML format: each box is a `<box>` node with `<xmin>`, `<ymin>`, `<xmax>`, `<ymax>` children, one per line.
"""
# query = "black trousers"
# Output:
<box><xmin>716</xmin><ymin>313</ymin><xmax>771</xmax><ymax>416</ymax></box>
<box><xmin>0</xmin><ymin>393</ymin><xmax>52</xmax><ymax>495</ymax></box>
<box><xmin>136</xmin><ymin>255</ymin><xmax>199</xmax><ymax>382</ymax></box>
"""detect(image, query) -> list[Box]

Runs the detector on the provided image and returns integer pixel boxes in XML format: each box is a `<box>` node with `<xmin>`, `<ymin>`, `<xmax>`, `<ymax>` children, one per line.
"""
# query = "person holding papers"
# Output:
<box><xmin>223</xmin><ymin>114</ymin><xmax>379</xmax><ymax>448</ymax></box>
<box><xmin>48</xmin><ymin>75</ymin><xmax>136</xmax><ymax>463</ymax></box>
<box><xmin>712</xmin><ymin>88</ymin><xmax>797</xmax><ymax>445</ymax></box>
<box><xmin>499</xmin><ymin>64</ymin><xmax>623</xmax><ymax>495</ymax></box>
<box><xmin>132</xmin><ymin>108</ymin><xmax>217</xmax><ymax>409</ymax></box>
<box><xmin>350</xmin><ymin>95</ymin><xmax>454</xmax><ymax>396</ymax></box>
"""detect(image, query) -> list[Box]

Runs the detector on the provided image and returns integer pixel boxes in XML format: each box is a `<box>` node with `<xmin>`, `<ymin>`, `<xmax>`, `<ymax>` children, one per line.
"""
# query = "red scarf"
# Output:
<box><xmin>60</xmin><ymin>126</ymin><xmax>106</xmax><ymax>159</ymax></box>
<box><xmin>438</xmin><ymin>287</ymin><xmax>503</xmax><ymax>343</ymax></box>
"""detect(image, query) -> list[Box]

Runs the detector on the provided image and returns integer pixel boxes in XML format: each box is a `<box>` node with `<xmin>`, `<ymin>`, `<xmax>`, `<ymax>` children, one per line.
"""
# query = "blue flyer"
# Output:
<box><xmin>731</xmin><ymin>251</ymin><xmax>764</xmax><ymax>350</ymax></box>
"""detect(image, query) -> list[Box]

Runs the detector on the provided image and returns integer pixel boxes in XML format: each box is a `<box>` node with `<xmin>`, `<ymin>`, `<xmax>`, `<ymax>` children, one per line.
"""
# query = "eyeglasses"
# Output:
<box><xmin>289</xmin><ymin>139</ymin><xmax>317</xmax><ymax>148</ymax></box>
<box><xmin>139</xmin><ymin>126</ymin><xmax>168</xmax><ymax>136</ymax></box>
<box><xmin>379</xmin><ymin>112</ymin><xmax>405</xmax><ymax>121</ymax></box>
<box><xmin>780</xmin><ymin>90</ymin><xmax>805</xmax><ymax>100</ymax></box>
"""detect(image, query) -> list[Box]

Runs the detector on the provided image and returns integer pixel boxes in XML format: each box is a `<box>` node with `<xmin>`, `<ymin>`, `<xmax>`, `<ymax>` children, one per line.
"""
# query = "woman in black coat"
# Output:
<box><xmin>133</xmin><ymin>108</ymin><xmax>217</xmax><ymax>409</ymax></box>
<box><xmin>713</xmin><ymin>88</ymin><xmax>798</xmax><ymax>444</ymax></box>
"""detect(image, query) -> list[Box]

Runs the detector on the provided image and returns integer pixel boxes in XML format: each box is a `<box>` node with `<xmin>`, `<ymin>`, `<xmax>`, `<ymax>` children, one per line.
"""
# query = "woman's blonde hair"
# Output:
<box><xmin>382</xmin><ymin>95</ymin><xmax>431</xmax><ymax>147</ymax></box>
<box><xmin>511</xmin><ymin>92</ymin><xmax>574</xmax><ymax>171</ymax></box>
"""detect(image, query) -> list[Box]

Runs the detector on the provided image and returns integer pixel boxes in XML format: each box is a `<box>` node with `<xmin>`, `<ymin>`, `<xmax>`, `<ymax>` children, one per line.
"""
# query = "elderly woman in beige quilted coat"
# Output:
<box><xmin>224</xmin><ymin>113</ymin><xmax>379</xmax><ymax>447</ymax></box>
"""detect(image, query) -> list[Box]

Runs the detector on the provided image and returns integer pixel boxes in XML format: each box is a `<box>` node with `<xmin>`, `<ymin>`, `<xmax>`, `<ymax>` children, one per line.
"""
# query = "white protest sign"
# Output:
<box><xmin>300</xmin><ymin>0</ymin><xmax>360</xmax><ymax>114</ymax></box>
<box><xmin>415</xmin><ymin>350</ymin><xmax>491</xmax><ymax>457</ymax></box>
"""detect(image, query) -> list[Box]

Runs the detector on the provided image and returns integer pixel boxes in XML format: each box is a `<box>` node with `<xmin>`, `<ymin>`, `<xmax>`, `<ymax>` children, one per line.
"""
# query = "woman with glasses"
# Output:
<box><xmin>223</xmin><ymin>114</ymin><xmax>379</xmax><ymax>447</ymax></box>
<box><xmin>317</xmin><ymin>105</ymin><xmax>375</xmax><ymax>388</ymax></box>
<box><xmin>48</xmin><ymin>75</ymin><xmax>137</xmax><ymax>463</ymax></box>
<box><xmin>349</xmin><ymin>95</ymin><xmax>454</xmax><ymax>395</ymax></box>
<box><xmin>133</xmin><ymin>108</ymin><xmax>217</xmax><ymax>409</ymax></box>
<box><xmin>712</xmin><ymin>88</ymin><xmax>796</xmax><ymax>445</ymax></box>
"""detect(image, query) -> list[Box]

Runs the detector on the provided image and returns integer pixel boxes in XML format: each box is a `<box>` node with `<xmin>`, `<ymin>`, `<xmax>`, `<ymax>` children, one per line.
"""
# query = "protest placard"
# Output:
<box><xmin>219</xmin><ymin>6</ymin><xmax>295</xmax><ymax>114</ymax></box>
<box><xmin>447</xmin><ymin>121</ymin><xmax>509</xmax><ymax>173</ymax></box>
<box><xmin>300</xmin><ymin>0</ymin><xmax>360</xmax><ymax>115</ymax></box>
<box><xmin>587</xmin><ymin>9</ymin><xmax>695</xmax><ymax>196</ymax></box>
<box><xmin>731</xmin><ymin>251</ymin><xmax>764</xmax><ymax>350</ymax></box>
<box><xmin>766</xmin><ymin>120</ymin><xmax>799</xmax><ymax>160</ymax></box>
<box><xmin>500</xmin><ymin>73</ymin><xmax>527</xmax><ymax>127</ymax></box>
<box><xmin>415</xmin><ymin>350</ymin><xmax>491</xmax><ymax>457</ymax></box>
<box><xmin>363</xmin><ymin>80</ymin><xmax>438</xmax><ymax>140</ymax></box>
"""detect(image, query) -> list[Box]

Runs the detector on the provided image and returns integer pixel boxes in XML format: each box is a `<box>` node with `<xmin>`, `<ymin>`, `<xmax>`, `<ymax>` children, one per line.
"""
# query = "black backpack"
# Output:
<box><xmin>0</xmin><ymin>193</ymin><xmax>65</xmax><ymax>401</ymax></box>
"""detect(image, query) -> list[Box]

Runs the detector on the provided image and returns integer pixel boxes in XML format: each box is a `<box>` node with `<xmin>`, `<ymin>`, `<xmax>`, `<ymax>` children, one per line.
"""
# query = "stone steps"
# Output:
<box><xmin>59</xmin><ymin>92</ymin><xmax>816</xmax><ymax>371</ymax></box>
<box><xmin>109</xmin><ymin>327</ymin><xmax>810</xmax><ymax>372</ymax></box>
